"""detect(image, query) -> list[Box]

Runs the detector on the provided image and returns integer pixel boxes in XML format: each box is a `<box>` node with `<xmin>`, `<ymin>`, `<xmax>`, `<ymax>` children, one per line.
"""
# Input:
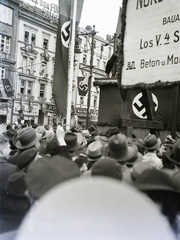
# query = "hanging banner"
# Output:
<box><xmin>121</xmin><ymin>0</ymin><xmax>180</xmax><ymax>86</ymax></box>
<box><xmin>41</xmin><ymin>98</ymin><xmax>46</xmax><ymax>113</ymax></box>
<box><xmin>1</xmin><ymin>79</ymin><xmax>13</xmax><ymax>97</ymax></box>
<box><xmin>53</xmin><ymin>0</ymin><xmax>84</xmax><ymax>117</ymax></box>
<box><xmin>29</xmin><ymin>96</ymin><xmax>34</xmax><ymax>112</ymax></box>
<box><xmin>78</xmin><ymin>76</ymin><xmax>88</xmax><ymax>96</ymax></box>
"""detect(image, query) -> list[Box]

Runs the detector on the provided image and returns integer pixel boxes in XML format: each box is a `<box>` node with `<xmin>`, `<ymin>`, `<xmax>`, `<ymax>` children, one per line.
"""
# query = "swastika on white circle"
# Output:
<box><xmin>5</xmin><ymin>85</ymin><xmax>12</xmax><ymax>92</ymax></box>
<box><xmin>79</xmin><ymin>81</ymin><xmax>88</xmax><ymax>91</ymax></box>
<box><xmin>61</xmin><ymin>21</ymin><xmax>71</xmax><ymax>48</ymax></box>
<box><xmin>132</xmin><ymin>93</ymin><xmax>158</xmax><ymax>119</ymax></box>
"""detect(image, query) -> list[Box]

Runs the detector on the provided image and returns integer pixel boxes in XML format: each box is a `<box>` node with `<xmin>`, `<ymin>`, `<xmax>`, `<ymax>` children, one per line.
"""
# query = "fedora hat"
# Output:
<box><xmin>108</xmin><ymin>133</ymin><xmax>138</xmax><ymax>162</ymax></box>
<box><xmin>131</xmin><ymin>162</ymin><xmax>155</xmax><ymax>182</ymax></box>
<box><xmin>91</xmin><ymin>157</ymin><xmax>122</xmax><ymax>180</ymax></box>
<box><xmin>16</xmin><ymin>128</ymin><xmax>39</xmax><ymax>149</ymax></box>
<box><xmin>1</xmin><ymin>171</ymin><xmax>27</xmax><ymax>197</ymax></box>
<box><xmin>6</xmin><ymin>128</ymin><xmax>17</xmax><ymax>140</ymax></box>
<box><xmin>94</xmin><ymin>135</ymin><xmax>109</xmax><ymax>145</ymax></box>
<box><xmin>35</xmin><ymin>126</ymin><xmax>48</xmax><ymax>140</ymax></box>
<box><xmin>87</xmin><ymin>141</ymin><xmax>103</xmax><ymax>161</ymax></box>
<box><xmin>144</xmin><ymin>134</ymin><xmax>159</xmax><ymax>150</ymax></box>
<box><xmin>64</xmin><ymin>132</ymin><xmax>81</xmax><ymax>152</ymax></box>
<box><xmin>133</xmin><ymin>168</ymin><xmax>176</xmax><ymax>192</ymax></box>
<box><xmin>17</xmin><ymin>147</ymin><xmax>38</xmax><ymax>170</ymax></box>
<box><xmin>25</xmin><ymin>155</ymin><xmax>80</xmax><ymax>199</ymax></box>
<box><xmin>165</xmin><ymin>139</ymin><xmax>180</xmax><ymax>165</ymax></box>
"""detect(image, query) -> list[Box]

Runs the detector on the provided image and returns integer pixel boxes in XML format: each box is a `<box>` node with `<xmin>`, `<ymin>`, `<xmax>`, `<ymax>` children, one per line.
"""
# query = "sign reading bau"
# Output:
<box><xmin>122</xmin><ymin>0</ymin><xmax>180</xmax><ymax>85</ymax></box>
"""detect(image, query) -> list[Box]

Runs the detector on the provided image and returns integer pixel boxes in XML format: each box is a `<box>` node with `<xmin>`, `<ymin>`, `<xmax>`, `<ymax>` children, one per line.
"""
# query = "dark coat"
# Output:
<box><xmin>0</xmin><ymin>158</ymin><xmax>16</xmax><ymax>183</ymax></box>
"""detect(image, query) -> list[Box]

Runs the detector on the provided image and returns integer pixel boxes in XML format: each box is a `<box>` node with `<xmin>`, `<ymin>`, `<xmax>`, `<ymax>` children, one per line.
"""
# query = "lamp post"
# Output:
<box><xmin>86</xmin><ymin>25</ymin><xmax>96</xmax><ymax>129</ymax></box>
<box><xmin>77</xmin><ymin>25</ymin><xmax>97</xmax><ymax>129</ymax></box>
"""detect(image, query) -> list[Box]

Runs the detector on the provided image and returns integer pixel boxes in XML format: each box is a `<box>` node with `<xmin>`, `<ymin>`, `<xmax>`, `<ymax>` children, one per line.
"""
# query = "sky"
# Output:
<box><xmin>23</xmin><ymin>0</ymin><xmax>122</xmax><ymax>40</ymax></box>
<box><xmin>79</xmin><ymin>0</ymin><xmax>122</xmax><ymax>39</ymax></box>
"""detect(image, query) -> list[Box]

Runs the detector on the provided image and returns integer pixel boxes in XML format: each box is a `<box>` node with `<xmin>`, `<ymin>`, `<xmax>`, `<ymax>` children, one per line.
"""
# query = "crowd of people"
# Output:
<box><xmin>0</xmin><ymin>123</ymin><xmax>180</xmax><ymax>239</ymax></box>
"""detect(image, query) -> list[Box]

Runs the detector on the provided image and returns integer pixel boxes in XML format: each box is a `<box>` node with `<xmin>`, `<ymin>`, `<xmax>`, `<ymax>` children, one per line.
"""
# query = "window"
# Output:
<box><xmin>94</xmin><ymin>96</ymin><xmax>97</xmax><ymax>109</ymax></box>
<box><xmin>31</xmin><ymin>33</ymin><xmax>36</xmax><ymax>46</ymax></box>
<box><xmin>43</xmin><ymin>38</ymin><xmax>48</xmax><ymax>49</ymax></box>
<box><xmin>20</xmin><ymin>80</ymin><xmax>25</xmax><ymax>94</ymax></box>
<box><xmin>29</xmin><ymin>58</ymin><xmax>34</xmax><ymax>75</ymax></box>
<box><xmin>83</xmin><ymin>55</ymin><xmax>87</xmax><ymax>64</ymax></box>
<box><xmin>100</xmin><ymin>44</ymin><xmax>104</xmax><ymax>59</ymax></box>
<box><xmin>40</xmin><ymin>83</ymin><xmax>45</xmax><ymax>97</ymax></box>
<box><xmin>24</xmin><ymin>31</ymin><xmax>29</xmax><ymax>43</ymax></box>
<box><xmin>96</xmin><ymin>59</ymin><xmax>100</xmax><ymax>68</ymax></box>
<box><xmin>0</xmin><ymin>5</ymin><xmax>13</xmax><ymax>25</ymax></box>
<box><xmin>27</xmin><ymin>81</ymin><xmax>32</xmax><ymax>95</ymax></box>
<box><xmin>22</xmin><ymin>56</ymin><xmax>28</xmax><ymax>74</ymax></box>
<box><xmin>0</xmin><ymin>34</ymin><xmax>10</xmax><ymax>54</ymax></box>
<box><xmin>24</xmin><ymin>30</ymin><xmax>36</xmax><ymax>46</ymax></box>
<box><xmin>0</xmin><ymin>67</ymin><xmax>5</xmax><ymax>80</ymax></box>
<box><xmin>40</xmin><ymin>61</ymin><xmax>47</xmax><ymax>76</ymax></box>
<box><xmin>20</xmin><ymin>80</ymin><xmax>33</xmax><ymax>95</ymax></box>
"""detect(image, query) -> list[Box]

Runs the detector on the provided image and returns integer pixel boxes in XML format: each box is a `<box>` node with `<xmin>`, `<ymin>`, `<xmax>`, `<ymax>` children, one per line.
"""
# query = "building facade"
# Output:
<box><xmin>0</xmin><ymin>0</ymin><xmax>114</xmax><ymax>127</ymax></box>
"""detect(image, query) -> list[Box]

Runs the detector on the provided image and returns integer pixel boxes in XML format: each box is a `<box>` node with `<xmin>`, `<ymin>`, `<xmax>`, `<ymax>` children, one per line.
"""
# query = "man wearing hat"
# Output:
<box><xmin>142</xmin><ymin>134</ymin><xmax>163</xmax><ymax>169</ymax></box>
<box><xmin>164</xmin><ymin>138</ymin><xmax>180</xmax><ymax>172</ymax></box>
<box><xmin>108</xmin><ymin>133</ymin><xmax>138</xmax><ymax>183</ymax></box>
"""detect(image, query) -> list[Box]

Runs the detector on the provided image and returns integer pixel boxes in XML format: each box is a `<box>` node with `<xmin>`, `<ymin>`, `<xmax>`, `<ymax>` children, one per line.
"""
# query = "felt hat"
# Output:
<box><xmin>17</xmin><ymin>147</ymin><xmax>38</xmax><ymax>170</ymax></box>
<box><xmin>1</xmin><ymin>171</ymin><xmax>27</xmax><ymax>197</ymax></box>
<box><xmin>144</xmin><ymin>134</ymin><xmax>159</xmax><ymax>150</ymax></box>
<box><xmin>25</xmin><ymin>155</ymin><xmax>80</xmax><ymax>199</ymax></box>
<box><xmin>131</xmin><ymin>162</ymin><xmax>155</xmax><ymax>182</ymax></box>
<box><xmin>132</xmin><ymin>138</ymin><xmax>145</xmax><ymax>154</ymax></box>
<box><xmin>108</xmin><ymin>133</ymin><xmax>138</xmax><ymax>162</ymax></box>
<box><xmin>82</xmin><ymin>130</ymin><xmax>89</xmax><ymax>137</ymax></box>
<box><xmin>133</xmin><ymin>168</ymin><xmax>176</xmax><ymax>192</ymax></box>
<box><xmin>91</xmin><ymin>157</ymin><xmax>122</xmax><ymax>180</ymax></box>
<box><xmin>64</xmin><ymin>132</ymin><xmax>81</xmax><ymax>152</ymax></box>
<box><xmin>87</xmin><ymin>141</ymin><xmax>103</xmax><ymax>161</ymax></box>
<box><xmin>16</xmin><ymin>128</ymin><xmax>39</xmax><ymax>149</ymax></box>
<box><xmin>94</xmin><ymin>135</ymin><xmax>109</xmax><ymax>145</ymax></box>
<box><xmin>46</xmin><ymin>136</ymin><xmax>61</xmax><ymax>156</ymax></box>
<box><xmin>6</xmin><ymin>128</ymin><xmax>17</xmax><ymax>140</ymax></box>
<box><xmin>165</xmin><ymin>139</ymin><xmax>180</xmax><ymax>166</ymax></box>
<box><xmin>35</xmin><ymin>126</ymin><xmax>48</xmax><ymax>139</ymax></box>
<box><xmin>106</xmin><ymin>127</ymin><xmax>120</xmax><ymax>138</ymax></box>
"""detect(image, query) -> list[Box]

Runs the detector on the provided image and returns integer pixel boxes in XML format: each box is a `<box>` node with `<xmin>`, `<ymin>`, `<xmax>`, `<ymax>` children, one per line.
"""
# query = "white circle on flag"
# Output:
<box><xmin>132</xmin><ymin>92</ymin><xmax>158</xmax><ymax>119</ymax></box>
<box><xmin>61</xmin><ymin>21</ymin><xmax>71</xmax><ymax>48</ymax></box>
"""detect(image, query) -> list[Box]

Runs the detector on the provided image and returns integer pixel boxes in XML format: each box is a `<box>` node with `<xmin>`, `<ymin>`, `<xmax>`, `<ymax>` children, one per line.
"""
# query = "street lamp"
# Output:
<box><xmin>77</xmin><ymin>25</ymin><xmax>97</xmax><ymax>129</ymax></box>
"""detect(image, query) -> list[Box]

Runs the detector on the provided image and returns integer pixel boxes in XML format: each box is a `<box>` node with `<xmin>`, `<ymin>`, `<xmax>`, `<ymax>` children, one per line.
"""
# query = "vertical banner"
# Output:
<box><xmin>78</xmin><ymin>76</ymin><xmax>88</xmax><ymax>96</ymax></box>
<box><xmin>1</xmin><ymin>79</ymin><xmax>13</xmax><ymax>97</ymax></box>
<box><xmin>20</xmin><ymin>94</ymin><xmax>25</xmax><ymax>111</ymax></box>
<box><xmin>29</xmin><ymin>96</ymin><xmax>34</xmax><ymax>112</ymax></box>
<box><xmin>53</xmin><ymin>0</ymin><xmax>84</xmax><ymax>117</ymax></box>
<box><xmin>41</xmin><ymin>97</ymin><xmax>46</xmax><ymax>113</ymax></box>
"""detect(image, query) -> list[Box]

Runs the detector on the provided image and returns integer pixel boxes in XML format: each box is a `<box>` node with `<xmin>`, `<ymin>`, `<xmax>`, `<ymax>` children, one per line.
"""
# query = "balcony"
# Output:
<box><xmin>20</xmin><ymin>42</ymin><xmax>38</xmax><ymax>55</ymax></box>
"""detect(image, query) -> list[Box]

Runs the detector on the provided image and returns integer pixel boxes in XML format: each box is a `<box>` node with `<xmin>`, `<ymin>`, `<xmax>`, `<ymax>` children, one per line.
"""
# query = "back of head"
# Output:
<box><xmin>91</xmin><ymin>157</ymin><xmax>122</xmax><ymax>181</ymax></box>
<box><xmin>25</xmin><ymin>155</ymin><xmax>80</xmax><ymax>199</ymax></box>
<box><xmin>144</xmin><ymin>134</ymin><xmax>159</xmax><ymax>151</ymax></box>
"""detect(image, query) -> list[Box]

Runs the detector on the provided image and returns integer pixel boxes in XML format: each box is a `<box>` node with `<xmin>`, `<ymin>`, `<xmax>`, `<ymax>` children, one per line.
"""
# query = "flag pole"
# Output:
<box><xmin>66</xmin><ymin>0</ymin><xmax>77</xmax><ymax>131</ymax></box>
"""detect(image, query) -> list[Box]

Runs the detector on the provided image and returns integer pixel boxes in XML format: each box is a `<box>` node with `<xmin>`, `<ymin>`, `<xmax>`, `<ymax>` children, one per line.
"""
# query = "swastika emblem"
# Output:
<box><xmin>79</xmin><ymin>81</ymin><xmax>88</xmax><ymax>91</ymax></box>
<box><xmin>132</xmin><ymin>93</ymin><xmax>158</xmax><ymax>119</ymax></box>
<box><xmin>61</xmin><ymin>21</ymin><xmax>71</xmax><ymax>48</ymax></box>
<box><xmin>5</xmin><ymin>85</ymin><xmax>12</xmax><ymax>92</ymax></box>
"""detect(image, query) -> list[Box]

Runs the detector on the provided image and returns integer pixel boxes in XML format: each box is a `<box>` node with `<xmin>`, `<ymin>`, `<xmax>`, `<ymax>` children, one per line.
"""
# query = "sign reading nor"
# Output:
<box><xmin>122</xmin><ymin>0</ymin><xmax>180</xmax><ymax>85</ymax></box>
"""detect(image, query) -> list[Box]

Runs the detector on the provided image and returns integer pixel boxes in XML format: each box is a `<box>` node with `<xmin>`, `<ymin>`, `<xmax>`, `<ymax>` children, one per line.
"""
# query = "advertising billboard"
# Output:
<box><xmin>121</xmin><ymin>0</ymin><xmax>180</xmax><ymax>85</ymax></box>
